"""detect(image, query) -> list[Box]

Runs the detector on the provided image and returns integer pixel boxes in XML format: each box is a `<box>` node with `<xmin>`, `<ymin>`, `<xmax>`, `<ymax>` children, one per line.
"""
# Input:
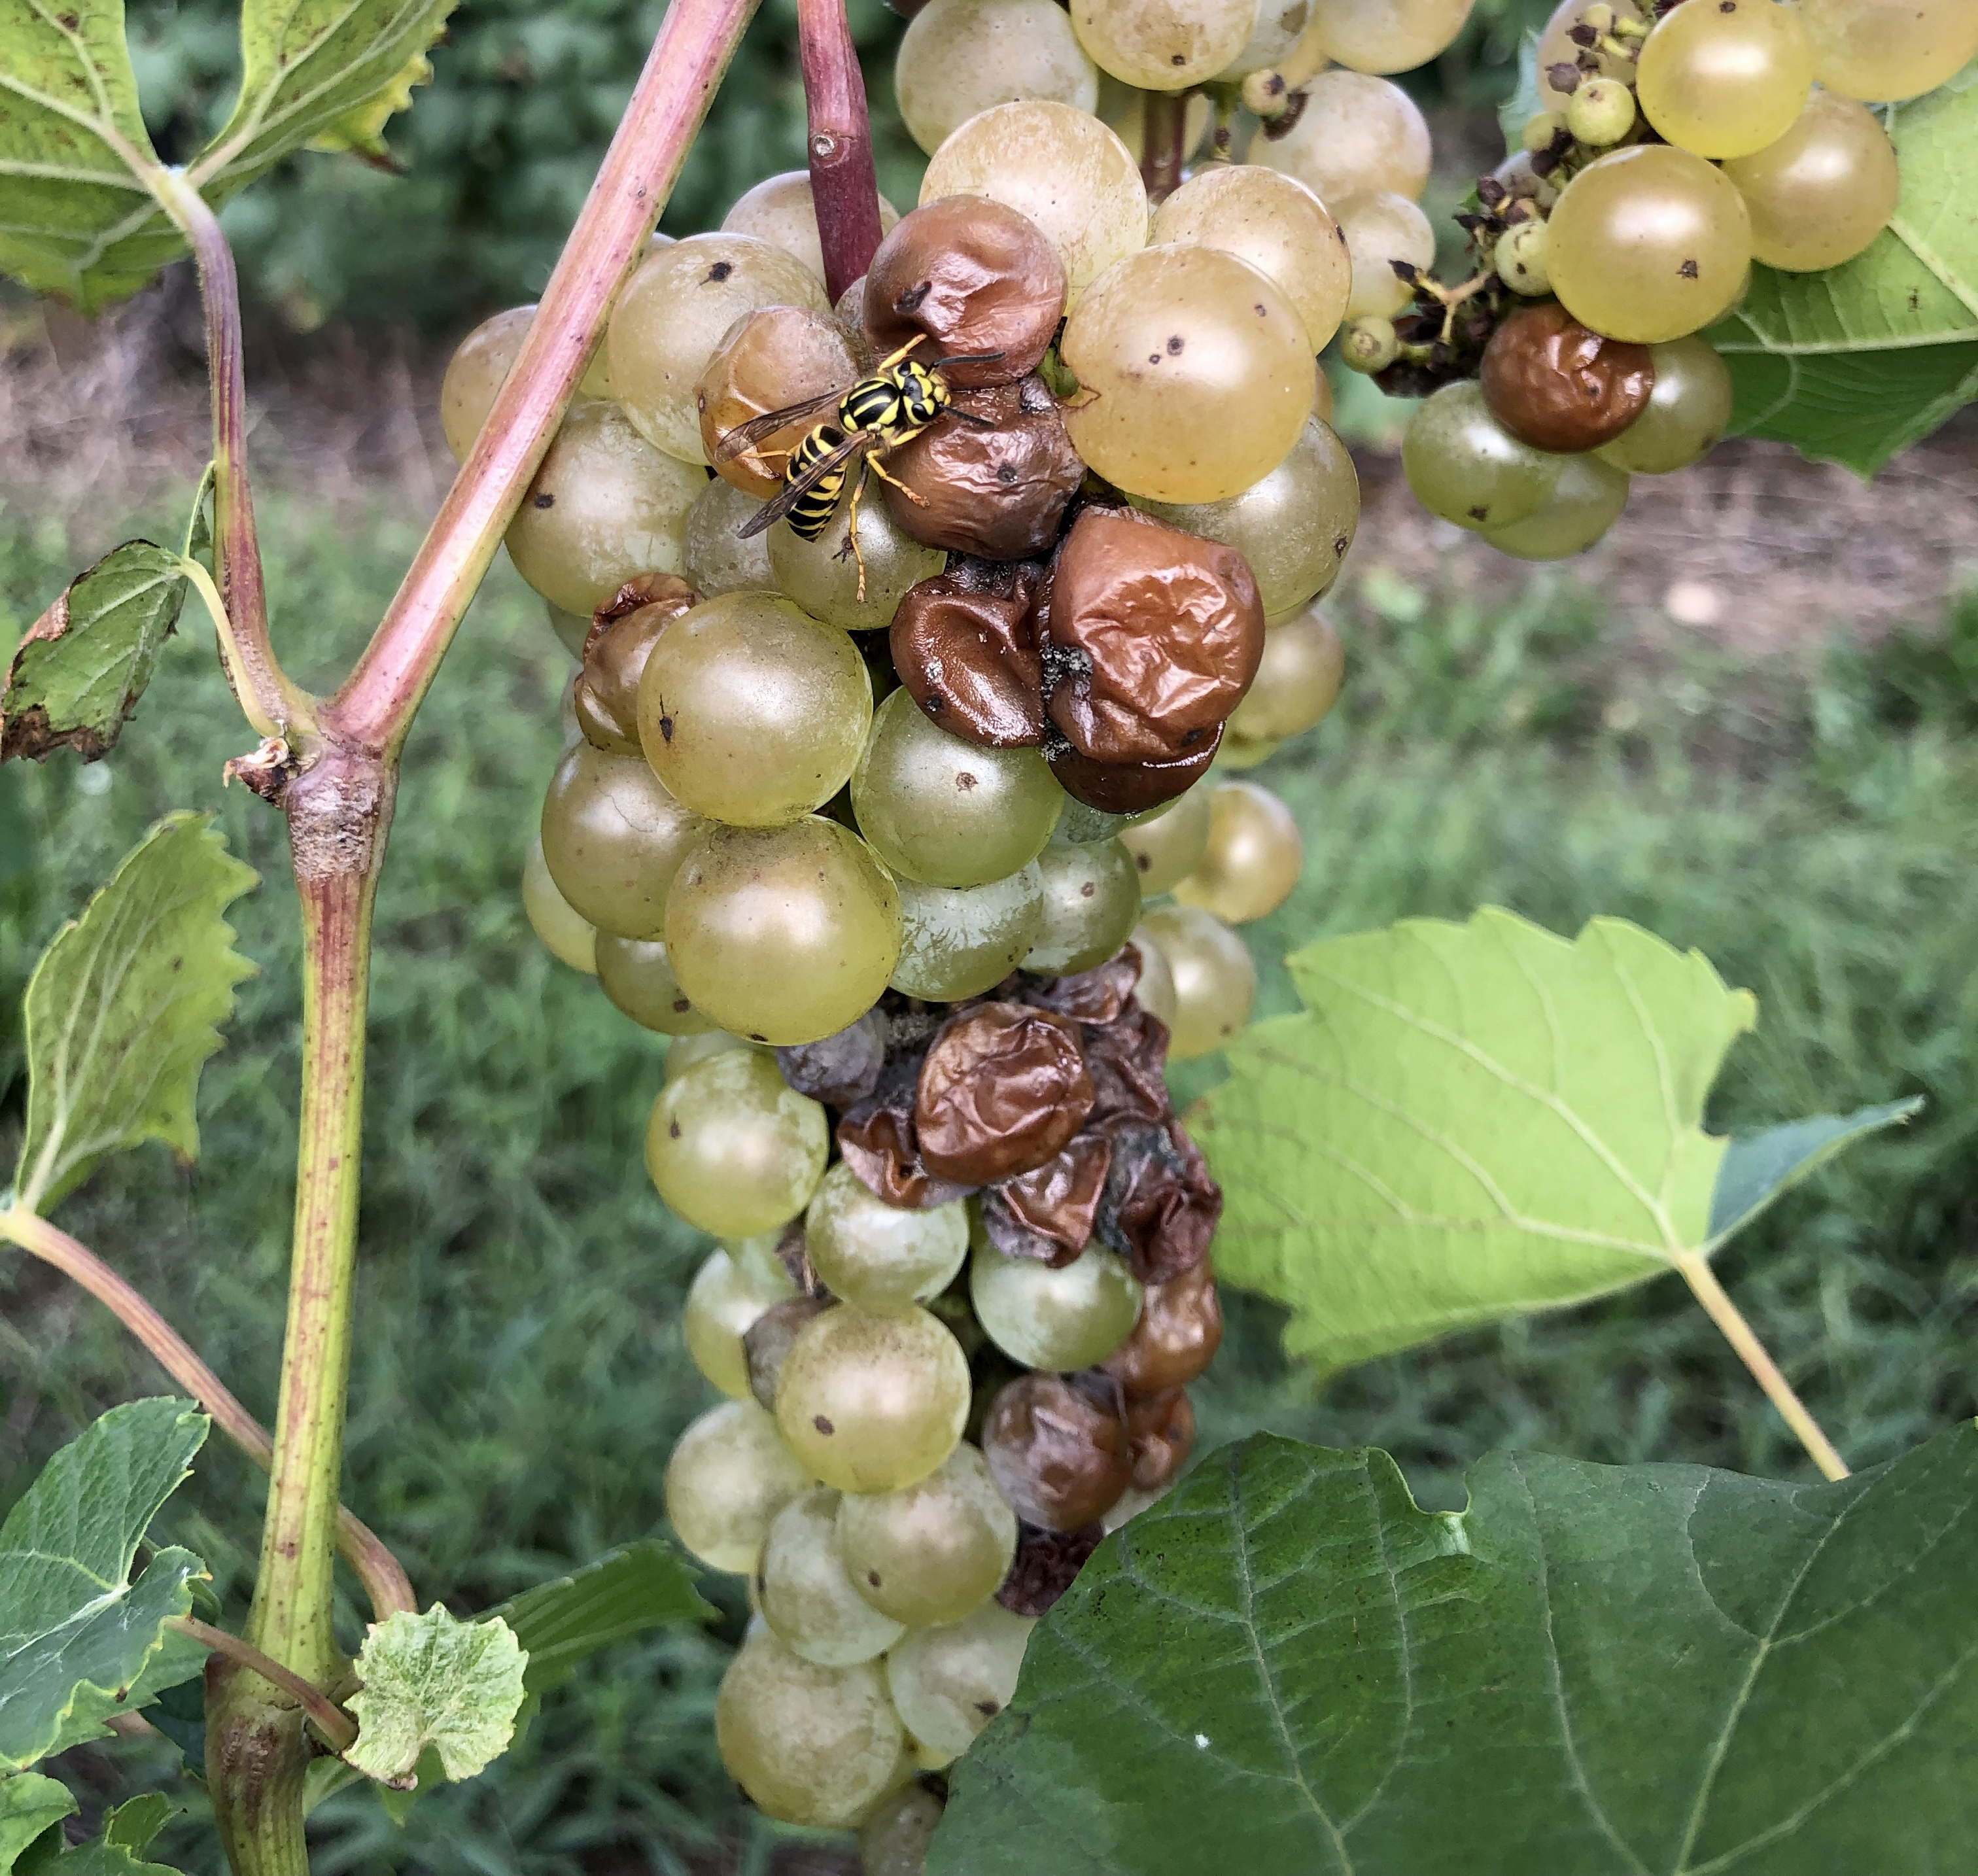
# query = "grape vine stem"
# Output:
<box><xmin>796</xmin><ymin>0</ymin><xmax>886</xmax><ymax>303</ymax></box>
<box><xmin>1139</xmin><ymin>91</ymin><xmax>1190</xmax><ymax>205</ymax></box>
<box><xmin>170</xmin><ymin>1618</ymin><xmax>359</xmax><ymax>1755</ymax></box>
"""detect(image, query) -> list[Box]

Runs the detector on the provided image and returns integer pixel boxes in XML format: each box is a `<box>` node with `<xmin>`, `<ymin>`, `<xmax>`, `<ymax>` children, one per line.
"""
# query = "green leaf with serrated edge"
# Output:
<box><xmin>1710</xmin><ymin>62</ymin><xmax>1978</xmax><ymax>476</ymax></box>
<box><xmin>934</xmin><ymin>1425</ymin><xmax>1978</xmax><ymax>1876</ymax></box>
<box><xmin>1195</xmin><ymin>909</ymin><xmax>1755</xmax><ymax>1377</ymax></box>
<box><xmin>1</xmin><ymin>1774</ymin><xmax>77</xmax><ymax>1873</ymax></box>
<box><xmin>490</xmin><ymin>1541</ymin><xmax>712</xmax><ymax>1697</ymax></box>
<box><xmin>1</xmin><ymin>545</ymin><xmax>189</xmax><ymax>766</ymax></box>
<box><xmin>345</xmin><ymin>1608</ymin><xmax>527</xmax><ymax>1786</ymax></box>
<box><xmin>1707</xmin><ymin>1097</ymin><xmax>1924</xmax><ymax>1249</ymax></box>
<box><xmin>10</xmin><ymin>812</ymin><xmax>257</xmax><ymax>1214</ymax></box>
<box><xmin>0</xmin><ymin>1399</ymin><xmax>209</xmax><ymax>1772</ymax></box>
<box><xmin>46</xmin><ymin>1798</ymin><xmax>182</xmax><ymax>1876</ymax></box>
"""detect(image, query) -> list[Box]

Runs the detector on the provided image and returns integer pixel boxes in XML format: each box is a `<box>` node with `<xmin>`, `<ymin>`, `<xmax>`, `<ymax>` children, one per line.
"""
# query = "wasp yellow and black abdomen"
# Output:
<box><xmin>784</xmin><ymin>426</ymin><xmax>854</xmax><ymax>540</ymax></box>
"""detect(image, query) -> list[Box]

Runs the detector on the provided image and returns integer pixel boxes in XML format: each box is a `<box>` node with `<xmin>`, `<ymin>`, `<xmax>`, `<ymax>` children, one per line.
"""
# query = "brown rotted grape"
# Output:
<box><xmin>1046</xmin><ymin>735</ymin><xmax>1223</xmax><ymax>816</ymax></box>
<box><xmin>914</xmin><ymin>1003</ymin><xmax>1094</xmax><ymax>1186</ymax></box>
<box><xmin>1098</xmin><ymin>1119</ymin><xmax>1221</xmax><ymax>1285</ymax></box>
<box><xmin>996</xmin><ymin>1520</ymin><xmax>1105</xmax><ymax>1616</ymax></box>
<box><xmin>695</xmin><ymin>306</ymin><xmax>860</xmax><ymax>497</ymax></box>
<box><xmin>1122</xmin><ymin>1387</ymin><xmax>1194</xmax><ymax>1493</ymax></box>
<box><xmin>774</xmin><ymin>1008</ymin><xmax>888</xmax><ymax>1110</ymax></box>
<box><xmin>574</xmin><ymin>574</ymin><xmax>701</xmax><ymax>755</ymax></box>
<box><xmin>1480</xmin><ymin>302</ymin><xmax>1656</xmax><ymax>454</ymax></box>
<box><xmin>981</xmin><ymin>1372</ymin><xmax>1132</xmax><ymax>1531</ymax></box>
<box><xmin>890</xmin><ymin>562</ymin><xmax>1045</xmax><ymax>748</ymax></box>
<box><xmin>1016</xmin><ymin>948</ymin><xmax>1142</xmax><ymax>1023</ymax></box>
<box><xmin>990</xmin><ymin>1132</ymin><xmax>1115</xmax><ymax>1262</ymax></box>
<box><xmin>838</xmin><ymin>1059</ymin><xmax>975</xmax><ymax>1209</ymax></box>
<box><xmin>1100</xmin><ymin>1255</ymin><xmax>1223</xmax><ymax>1395</ymax></box>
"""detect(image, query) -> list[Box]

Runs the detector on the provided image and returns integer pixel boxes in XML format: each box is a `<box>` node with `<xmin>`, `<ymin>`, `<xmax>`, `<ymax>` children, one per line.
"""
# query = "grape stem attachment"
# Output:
<box><xmin>1139</xmin><ymin>92</ymin><xmax>1191</xmax><ymax>205</ymax></box>
<box><xmin>796</xmin><ymin>0</ymin><xmax>886</xmax><ymax>303</ymax></box>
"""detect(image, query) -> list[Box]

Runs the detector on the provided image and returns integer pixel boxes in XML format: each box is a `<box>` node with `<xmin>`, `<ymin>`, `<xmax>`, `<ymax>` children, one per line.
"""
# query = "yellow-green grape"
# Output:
<box><xmin>646</xmin><ymin>1049</ymin><xmax>829</xmax><ymax>1237</ymax></box>
<box><xmin>1069</xmin><ymin>0</ymin><xmax>1258</xmax><ymax>89</ymax></box>
<box><xmin>1022</xmin><ymin>839</ymin><xmax>1143</xmax><ymax>975</ymax></box>
<box><xmin>1117</xmin><ymin>786</ymin><xmax>1213</xmax><ymax>894</ymax></box>
<box><xmin>1136</xmin><ymin>416</ymin><xmax>1358</xmax><ymax>616</ymax></box>
<box><xmin>774</xmin><ymin>1305</ymin><xmax>973</xmax><ymax>1493</ymax></box>
<box><xmin>521</xmin><ymin>837</ymin><xmax>597</xmax><ymax>974</ymax></box>
<box><xmin>859</xmin><ymin>1785</ymin><xmax>946</xmax><ymax>1876</ymax></box>
<box><xmin>1480</xmin><ymin>453</ymin><xmax>1631</xmax><ymax>560</ymax></box>
<box><xmin>969</xmin><ymin>1227</ymin><xmax>1143</xmax><ymax>1371</ymax></box>
<box><xmin>1215</xmin><ymin>728</ymin><xmax>1282</xmax><ymax>771</ymax></box>
<box><xmin>1494</xmin><ymin>218</ymin><xmax>1552</xmax><ymax>296</ymax></box>
<box><xmin>1226</xmin><ymin>606</ymin><xmax>1344</xmax><ymax>744</ymax></box>
<box><xmin>892</xmin><ymin>866</ymin><xmax>1047</xmax><ymax>1001</ymax></box>
<box><xmin>1096</xmin><ymin>71</ymin><xmax>1215</xmax><ymax>161</ymax></box>
<box><xmin>1522</xmin><ymin>108</ymin><xmax>1569</xmax><ymax>152</ymax></box>
<box><xmin>1139</xmin><ymin>903</ymin><xmax>1255</xmax><ymax>1058</ymax></box>
<box><xmin>1402</xmin><ymin>381</ymin><xmax>1562</xmax><ymax>532</ymax></box>
<box><xmin>1722</xmin><ymin>90</ymin><xmax>1900</xmax><ymax>271</ymax></box>
<box><xmin>715</xmin><ymin>1629</ymin><xmax>904</xmax><ymax>1828</ymax></box>
<box><xmin>1248</xmin><ymin>70</ymin><xmax>1432</xmax><ymax>206</ymax></box>
<box><xmin>1797</xmin><ymin>0</ymin><xmax>1978</xmax><ymax>101</ymax></box>
<box><xmin>685</xmin><ymin>1239</ymin><xmax>801</xmax><ymax>1399</ymax></box>
<box><xmin>1597</xmin><ymin>334</ymin><xmax>1734</xmax><ymax>474</ymax></box>
<box><xmin>506</xmin><ymin>404</ymin><xmax>704</xmax><ymax>616</ymax></box>
<box><xmin>440</xmin><ymin>305</ymin><xmax>616</xmax><ymax>462</ymax></box>
<box><xmin>1217</xmin><ymin>0</ymin><xmax>1312</xmax><ymax>77</ymax></box>
<box><xmin>1060</xmin><ymin>246</ymin><xmax>1312</xmax><ymax>503</ymax></box>
<box><xmin>684</xmin><ymin>474</ymin><xmax>776</xmax><ymax>597</ymax></box>
<box><xmin>665</xmin><ymin>1028</ymin><xmax>757</xmax><ymax>1085</ymax></box>
<box><xmin>769</xmin><ymin>500</ymin><xmax>946</xmax><ymax>634</ymax></box>
<box><xmin>1340</xmin><ymin>315</ymin><xmax>1400</xmax><ymax>373</ymax></box>
<box><xmin>1535</xmin><ymin>0</ymin><xmax>1635</xmax><ymax>111</ymax></box>
<box><xmin>665</xmin><ymin>820</ymin><xmax>903</xmax><ymax>1045</ymax></box>
<box><xmin>836</xmin><ymin>1444</ymin><xmax>1018</xmax><ymax>1628</ymax></box>
<box><xmin>759</xmin><ymin>1488</ymin><xmax>909</xmax><ymax>1665</ymax></box>
<box><xmin>1567</xmin><ymin>75</ymin><xmax>1637</xmax><ymax>148</ymax></box>
<box><xmin>638</xmin><ymin>593</ymin><xmax>872</xmax><ymax>828</ymax></box>
<box><xmin>1308</xmin><ymin>0</ymin><xmax>1473</xmax><ymax>75</ymax></box>
<box><xmin>1335</xmin><ymin>190</ymin><xmax>1436</xmax><ymax>321</ymax></box>
<box><xmin>595</xmin><ymin>935</ymin><xmax>713</xmax><ymax>1034</ymax></box>
<box><xmin>539</xmin><ymin>740</ymin><xmax>711</xmax><ymax>939</ymax></box>
<box><xmin>1637</xmin><ymin>0</ymin><xmax>1810</xmax><ymax>160</ymax></box>
<box><xmin>883</xmin><ymin>1603</ymin><xmax>1035</xmax><ymax>1763</ymax></box>
<box><xmin>919</xmin><ymin>101</ymin><xmax>1147</xmax><ymax>300</ymax></box>
<box><xmin>721</xmin><ymin>170</ymin><xmax>901</xmax><ymax>285</ymax></box>
<box><xmin>805</xmin><ymin>1161</ymin><xmax>971</xmax><ymax>1313</ymax></box>
<box><xmin>666</xmin><ymin>1398</ymin><xmax>816</xmax><ymax>1573</ymax></box>
<box><xmin>1545</xmin><ymin>145</ymin><xmax>1752</xmax><ymax>344</ymax></box>
<box><xmin>852</xmin><ymin>689</ymin><xmax>1064</xmax><ymax>888</ymax></box>
<box><xmin>1172</xmin><ymin>780</ymin><xmax>1302</xmax><ymax>924</ymax></box>
<box><xmin>607</xmin><ymin>234</ymin><xmax>830</xmax><ymax>464</ymax></box>
<box><xmin>896</xmin><ymin>0</ymin><xmax>1100</xmax><ymax>155</ymax></box>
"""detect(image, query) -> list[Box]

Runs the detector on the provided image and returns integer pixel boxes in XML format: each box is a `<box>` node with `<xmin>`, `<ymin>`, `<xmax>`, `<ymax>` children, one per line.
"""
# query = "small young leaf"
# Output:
<box><xmin>1707</xmin><ymin>1097</ymin><xmax>1924</xmax><ymax>1248</ymax></box>
<box><xmin>0</xmin><ymin>1773</ymin><xmax>77</xmax><ymax>1873</ymax></box>
<box><xmin>181</xmin><ymin>469</ymin><xmax>216</xmax><ymax>574</ymax></box>
<box><xmin>489</xmin><ymin>1540</ymin><xmax>713</xmax><ymax>1696</ymax></box>
<box><xmin>1</xmin><ymin>546</ymin><xmax>189</xmax><ymax>766</ymax></box>
<box><xmin>345</xmin><ymin>1608</ymin><xmax>528</xmax><ymax>1787</ymax></box>
<box><xmin>10</xmin><ymin>813</ymin><xmax>257</xmax><ymax>1214</ymax></box>
<box><xmin>39</xmin><ymin>1798</ymin><xmax>182</xmax><ymax>1875</ymax></box>
<box><xmin>0</xmin><ymin>1400</ymin><xmax>209</xmax><ymax>1772</ymax></box>
<box><xmin>935</xmin><ymin>1425</ymin><xmax>1978</xmax><ymax>1876</ymax></box>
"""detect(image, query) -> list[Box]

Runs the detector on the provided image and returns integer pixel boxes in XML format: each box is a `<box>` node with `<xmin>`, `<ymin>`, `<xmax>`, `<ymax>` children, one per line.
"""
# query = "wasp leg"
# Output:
<box><xmin>864</xmin><ymin>451</ymin><xmax>929</xmax><ymax>508</ymax></box>
<box><xmin>832</xmin><ymin>468</ymin><xmax>873</xmax><ymax>602</ymax></box>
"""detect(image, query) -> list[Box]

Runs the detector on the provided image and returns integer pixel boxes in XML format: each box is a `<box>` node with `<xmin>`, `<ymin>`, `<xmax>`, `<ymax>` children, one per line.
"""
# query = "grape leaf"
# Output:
<box><xmin>1</xmin><ymin>1773</ymin><xmax>76</xmax><ymax>1873</ymax></box>
<box><xmin>1</xmin><ymin>545</ymin><xmax>189</xmax><ymax>766</ymax></box>
<box><xmin>489</xmin><ymin>1540</ymin><xmax>714</xmax><ymax>1697</ymax></box>
<box><xmin>1707</xmin><ymin>1098</ymin><xmax>1922</xmax><ymax>1247</ymax></box>
<box><xmin>30</xmin><ymin>1796</ymin><xmax>184</xmax><ymax>1875</ymax></box>
<box><xmin>934</xmin><ymin>1424</ymin><xmax>1978</xmax><ymax>1876</ymax></box>
<box><xmin>10</xmin><ymin>813</ymin><xmax>258</xmax><ymax>1215</ymax></box>
<box><xmin>345</xmin><ymin>1607</ymin><xmax>528</xmax><ymax>1786</ymax></box>
<box><xmin>1710</xmin><ymin>63</ymin><xmax>1978</xmax><ymax>475</ymax></box>
<box><xmin>0</xmin><ymin>1400</ymin><xmax>209</xmax><ymax>1773</ymax></box>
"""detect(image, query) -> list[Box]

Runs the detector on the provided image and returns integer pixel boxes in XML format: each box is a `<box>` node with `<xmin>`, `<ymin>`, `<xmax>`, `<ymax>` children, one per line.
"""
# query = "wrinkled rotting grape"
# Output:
<box><xmin>1480</xmin><ymin>302</ymin><xmax>1656</xmax><ymax>455</ymax></box>
<box><xmin>916</xmin><ymin>1002</ymin><xmax>1094</xmax><ymax>1185</ymax></box>
<box><xmin>891</xmin><ymin>561</ymin><xmax>1046</xmax><ymax>748</ymax></box>
<box><xmin>982</xmin><ymin>1131</ymin><xmax>1115</xmax><ymax>1262</ymax></box>
<box><xmin>1098</xmin><ymin>1117</ymin><xmax>1221</xmax><ymax>1284</ymax></box>
<box><xmin>1124</xmin><ymin>1387</ymin><xmax>1194</xmax><ymax>1491</ymax></box>
<box><xmin>982</xmin><ymin>1370</ymin><xmax>1132</xmax><ymax>1530</ymax></box>
<box><xmin>1100</xmin><ymin>1254</ymin><xmax>1223</xmax><ymax>1394</ymax></box>
<box><xmin>776</xmin><ymin>1007</ymin><xmax>888</xmax><ymax>1110</ymax></box>
<box><xmin>574</xmin><ymin>574</ymin><xmax>701</xmax><ymax>756</ymax></box>
<box><xmin>997</xmin><ymin>1519</ymin><xmax>1103</xmax><ymax>1616</ymax></box>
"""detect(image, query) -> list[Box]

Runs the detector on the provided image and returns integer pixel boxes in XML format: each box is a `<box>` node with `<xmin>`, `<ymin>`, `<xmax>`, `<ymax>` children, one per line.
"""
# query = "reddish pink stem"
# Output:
<box><xmin>797</xmin><ymin>0</ymin><xmax>886</xmax><ymax>303</ymax></box>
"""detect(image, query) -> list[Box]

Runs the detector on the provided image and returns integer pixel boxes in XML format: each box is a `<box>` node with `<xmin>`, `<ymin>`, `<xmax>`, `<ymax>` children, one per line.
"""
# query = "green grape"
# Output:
<box><xmin>1248</xmin><ymin>70</ymin><xmax>1432</xmax><ymax>206</ymax></box>
<box><xmin>595</xmin><ymin>935</ymin><xmax>712</xmax><ymax>1035</ymax></box>
<box><xmin>805</xmin><ymin>1161</ymin><xmax>971</xmax><ymax>1313</ymax></box>
<box><xmin>638</xmin><ymin>592</ymin><xmax>873</xmax><ymax>828</ymax></box>
<box><xmin>1597</xmin><ymin>334</ymin><xmax>1733</xmax><ymax>473</ymax></box>
<box><xmin>969</xmin><ymin>1225</ymin><xmax>1143</xmax><ymax>1371</ymax></box>
<box><xmin>1637</xmin><ymin>0</ymin><xmax>1811</xmax><ymax>160</ymax></box>
<box><xmin>835</xmin><ymin>1443</ymin><xmax>1018</xmax><ymax>1628</ymax></box>
<box><xmin>1309</xmin><ymin>0</ymin><xmax>1472</xmax><ymax>75</ymax></box>
<box><xmin>521</xmin><ymin>837</ymin><xmax>597</xmax><ymax>974</ymax></box>
<box><xmin>1217</xmin><ymin>0</ymin><xmax>1311</xmax><ymax>78</ymax></box>
<box><xmin>1567</xmin><ymin>75</ymin><xmax>1637</xmax><ymax>148</ymax></box>
<box><xmin>1022</xmin><ymin>839</ymin><xmax>1143</xmax><ymax>974</ymax></box>
<box><xmin>685</xmin><ymin>1239</ymin><xmax>800</xmax><ymax>1400</ymax></box>
<box><xmin>1480</xmin><ymin>453</ymin><xmax>1630</xmax><ymax>561</ymax></box>
<box><xmin>1522</xmin><ymin>109</ymin><xmax>1569</xmax><ymax>154</ymax></box>
<box><xmin>546</xmin><ymin>602</ymin><xmax>591</xmax><ymax>661</ymax></box>
<box><xmin>1340</xmin><ymin>315</ymin><xmax>1400</xmax><ymax>373</ymax></box>
<box><xmin>1138</xmin><ymin>903</ymin><xmax>1255</xmax><ymax>1058</ymax></box>
<box><xmin>1225</xmin><ymin>606</ymin><xmax>1344</xmax><ymax>744</ymax></box>
<box><xmin>1402</xmin><ymin>382</ymin><xmax>1562</xmax><ymax>532</ymax></box>
<box><xmin>666</xmin><ymin>1398</ymin><xmax>815</xmax><ymax>1574</ymax></box>
<box><xmin>1213</xmin><ymin>727</ymin><xmax>1282</xmax><ymax>771</ymax></box>
<box><xmin>608</xmin><ymin>233</ymin><xmax>831</xmax><ymax>464</ymax></box>
<box><xmin>883</xmin><ymin>1603</ymin><xmax>1035</xmax><ymax>1762</ymax></box>
<box><xmin>721</xmin><ymin>169</ymin><xmax>901</xmax><ymax>286</ymax></box>
<box><xmin>1722</xmin><ymin>90</ymin><xmax>1900</xmax><ymax>272</ymax></box>
<box><xmin>440</xmin><ymin>305</ymin><xmax>614</xmax><ymax>462</ymax></box>
<box><xmin>540</xmin><ymin>740</ymin><xmax>711</xmax><ymax>940</ymax></box>
<box><xmin>716</xmin><ymin>1629</ymin><xmax>904</xmax><ymax>1828</ymax></box>
<box><xmin>1136</xmin><ymin>416</ymin><xmax>1359</xmax><ymax>616</ymax></box>
<box><xmin>1149</xmin><ymin>158</ymin><xmax>1351</xmax><ymax>354</ymax></box>
<box><xmin>852</xmin><ymin>689</ymin><xmax>1064</xmax><ymax>888</ymax></box>
<box><xmin>919</xmin><ymin>101</ymin><xmax>1147</xmax><ymax>301</ymax></box>
<box><xmin>1129</xmin><ymin>922</ymin><xmax>1180</xmax><ymax>1028</ymax></box>
<box><xmin>896</xmin><ymin>0</ymin><xmax>1100</xmax><ymax>156</ymax></box>
<box><xmin>1546</xmin><ymin>145</ymin><xmax>1752</xmax><ymax>345</ymax></box>
<box><xmin>665</xmin><ymin>820</ymin><xmax>903</xmax><ymax>1045</ymax></box>
<box><xmin>645</xmin><ymin>1048</ymin><xmax>829</xmax><ymax>1236</ymax></box>
<box><xmin>665</xmin><ymin>1028</ymin><xmax>757</xmax><ymax>1085</ymax></box>
<box><xmin>505</xmin><ymin>404</ymin><xmax>705</xmax><ymax>616</ymax></box>
<box><xmin>1795</xmin><ymin>0</ymin><xmax>1978</xmax><ymax>102</ymax></box>
<box><xmin>759</xmin><ymin>1487</ymin><xmax>909</xmax><ymax>1665</ymax></box>
<box><xmin>1059</xmin><ymin>245</ymin><xmax>1313</xmax><ymax>504</ymax></box>
<box><xmin>892</xmin><ymin>865</ymin><xmax>1047</xmax><ymax>1001</ymax></box>
<box><xmin>859</xmin><ymin>1785</ymin><xmax>946</xmax><ymax>1876</ymax></box>
<box><xmin>1069</xmin><ymin>0</ymin><xmax>1257</xmax><ymax>90</ymax></box>
<box><xmin>769</xmin><ymin>498</ymin><xmax>946</xmax><ymax>634</ymax></box>
<box><xmin>1493</xmin><ymin>219</ymin><xmax>1552</xmax><ymax>296</ymax></box>
<box><xmin>1117</xmin><ymin>786</ymin><xmax>1213</xmax><ymax>895</ymax></box>
<box><xmin>1335</xmin><ymin>190</ymin><xmax>1436</xmax><ymax>321</ymax></box>
<box><xmin>775</xmin><ymin>1304</ymin><xmax>973</xmax><ymax>1493</ymax></box>
<box><xmin>683</xmin><ymin>476</ymin><xmax>776</xmax><ymax>597</ymax></box>
<box><xmin>1172</xmin><ymin>780</ymin><xmax>1302</xmax><ymax>924</ymax></box>
<box><xmin>1535</xmin><ymin>0</ymin><xmax>1635</xmax><ymax>112</ymax></box>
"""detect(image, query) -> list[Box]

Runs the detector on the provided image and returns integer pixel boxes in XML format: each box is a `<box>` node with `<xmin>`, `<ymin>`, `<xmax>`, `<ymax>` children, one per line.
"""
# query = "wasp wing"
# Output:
<box><xmin>712</xmin><ymin>387</ymin><xmax>851</xmax><ymax>464</ymax></box>
<box><xmin>736</xmin><ymin>431</ymin><xmax>874</xmax><ymax>538</ymax></box>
